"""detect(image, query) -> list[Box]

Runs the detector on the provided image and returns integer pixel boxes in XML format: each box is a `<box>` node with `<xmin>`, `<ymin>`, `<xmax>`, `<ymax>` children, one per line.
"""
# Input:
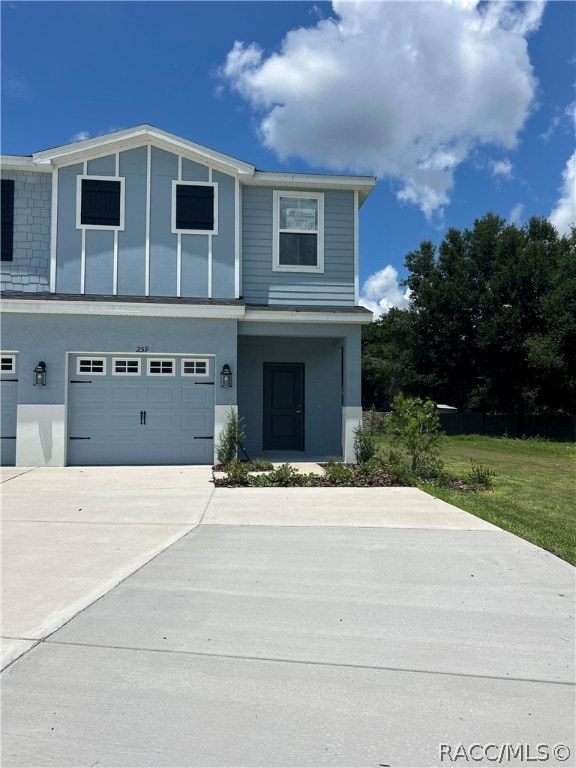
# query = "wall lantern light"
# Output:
<box><xmin>33</xmin><ymin>361</ymin><xmax>47</xmax><ymax>386</ymax></box>
<box><xmin>220</xmin><ymin>364</ymin><xmax>232</xmax><ymax>388</ymax></box>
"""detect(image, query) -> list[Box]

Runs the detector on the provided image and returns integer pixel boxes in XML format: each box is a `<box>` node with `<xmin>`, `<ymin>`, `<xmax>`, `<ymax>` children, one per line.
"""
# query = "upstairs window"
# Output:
<box><xmin>273</xmin><ymin>191</ymin><xmax>324</xmax><ymax>273</ymax></box>
<box><xmin>172</xmin><ymin>181</ymin><xmax>218</xmax><ymax>234</ymax></box>
<box><xmin>77</xmin><ymin>176</ymin><xmax>125</xmax><ymax>229</ymax></box>
<box><xmin>1</xmin><ymin>179</ymin><xmax>14</xmax><ymax>262</ymax></box>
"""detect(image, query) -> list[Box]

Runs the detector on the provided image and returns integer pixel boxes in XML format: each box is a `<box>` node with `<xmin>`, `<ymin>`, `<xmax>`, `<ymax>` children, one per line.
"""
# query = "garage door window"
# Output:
<box><xmin>1</xmin><ymin>355</ymin><xmax>15</xmax><ymax>373</ymax></box>
<box><xmin>181</xmin><ymin>359</ymin><xmax>209</xmax><ymax>376</ymax></box>
<box><xmin>77</xmin><ymin>358</ymin><xmax>106</xmax><ymax>375</ymax></box>
<box><xmin>113</xmin><ymin>358</ymin><xmax>141</xmax><ymax>376</ymax></box>
<box><xmin>148</xmin><ymin>359</ymin><xmax>175</xmax><ymax>376</ymax></box>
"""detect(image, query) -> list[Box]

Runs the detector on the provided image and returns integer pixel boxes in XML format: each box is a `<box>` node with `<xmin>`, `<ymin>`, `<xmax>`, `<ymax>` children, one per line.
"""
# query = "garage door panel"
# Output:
<box><xmin>182</xmin><ymin>386</ymin><xmax>213</xmax><ymax>405</ymax></box>
<box><xmin>68</xmin><ymin>355</ymin><xmax>214</xmax><ymax>466</ymax></box>
<box><xmin>182</xmin><ymin>413</ymin><xmax>212</xmax><ymax>431</ymax></box>
<box><xmin>71</xmin><ymin>385</ymin><xmax>107</xmax><ymax>405</ymax></box>
<box><xmin>112</xmin><ymin>386</ymin><xmax>143</xmax><ymax>404</ymax></box>
<box><xmin>1</xmin><ymin>381</ymin><xmax>18</xmax><ymax>466</ymax></box>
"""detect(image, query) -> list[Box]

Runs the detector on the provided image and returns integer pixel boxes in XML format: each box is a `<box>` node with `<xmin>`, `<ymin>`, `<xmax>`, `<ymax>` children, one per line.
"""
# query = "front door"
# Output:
<box><xmin>263</xmin><ymin>363</ymin><xmax>304</xmax><ymax>451</ymax></box>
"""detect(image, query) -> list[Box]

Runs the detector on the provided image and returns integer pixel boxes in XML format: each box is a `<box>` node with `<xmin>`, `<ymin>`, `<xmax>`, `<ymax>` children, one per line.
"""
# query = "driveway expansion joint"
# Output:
<box><xmin>42</xmin><ymin>639</ymin><xmax>576</xmax><ymax>688</ymax></box>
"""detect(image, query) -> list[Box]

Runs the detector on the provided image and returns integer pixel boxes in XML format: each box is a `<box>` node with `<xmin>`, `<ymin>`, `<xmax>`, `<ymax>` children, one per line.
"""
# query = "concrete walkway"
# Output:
<box><xmin>1</xmin><ymin>466</ymin><xmax>574</xmax><ymax>767</ymax></box>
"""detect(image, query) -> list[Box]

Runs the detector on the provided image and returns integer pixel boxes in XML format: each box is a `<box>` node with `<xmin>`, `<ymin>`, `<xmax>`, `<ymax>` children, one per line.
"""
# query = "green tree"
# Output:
<box><xmin>387</xmin><ymin>394</ymin><xmax>443</xmax><ymax>474</ymax></box>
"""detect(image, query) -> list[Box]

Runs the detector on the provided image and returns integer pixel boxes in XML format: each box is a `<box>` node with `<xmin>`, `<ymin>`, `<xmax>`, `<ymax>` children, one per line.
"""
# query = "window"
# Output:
<box><xmin>147</xmin><ymin>359</ymin><xmax>175</xmax><ymax>376</ymax></box>
<box><xmin>1</xmin><ymin>179</ymin><xmax>14</xmax><ymax>262</ymax></box>
<box><xmin>181</xmin><ymin>359</ymin><xmax>209</xmax><ymax>376</ymax></box>
<box><xmin>77</xmin><ymin>176</ymin><xmax>125</xmax><ymax>230</ymax></box>
<box><xmin>172</xmin><ymin>181</ymin><xmax>217</xmax><ymax>234</ymax></box>
<box><xmin>113</xmin><ymin>358</ymin><xmax>141</xmax><ymax>376</ymax></box>
<box><xmin>77</xmin><ymin>358</ymin><xmax>106</xmax><ymax>375</ymax></box>
<box><xmin>0</xmin><ymin>355</ymin><xmax>16</xmax><ymax>373</ymax></box>
<box><xmin>273</xmin><ymin>191</ymin><xmax>324</xmax><ymax>273</ymax></box>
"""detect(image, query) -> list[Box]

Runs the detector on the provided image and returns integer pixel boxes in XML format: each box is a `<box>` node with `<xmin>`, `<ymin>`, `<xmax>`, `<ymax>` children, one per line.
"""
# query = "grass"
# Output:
<box><xmin>375</xmin><ymin>433</ymin><xmax>576</xmax><ymax>565</ymax></box>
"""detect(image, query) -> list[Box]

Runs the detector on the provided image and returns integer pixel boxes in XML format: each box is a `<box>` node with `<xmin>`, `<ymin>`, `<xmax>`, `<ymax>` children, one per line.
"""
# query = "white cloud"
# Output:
<box><xmin>549</xmin><ymin>152</ymin><xmax>576</xmax><ymax>236</ymax></box>
<box><xmin>490</xmin><ymin>158</ymin><xmax>513</xmax><ymax>179</ymax></box>
<box><xmin>508</xmin><ymin>202</ymin><xmax>524</xmax><ymax>226</ymax></box>
<box><xmin>68</xmin><ymin>127</ymin><xmax>124</xmax><ymax>143</ymax></box>
<box><xmin>70</xmin><ymin>131</ymin><xmax>90</xmax><ymax>142</ymax></box>
<box><xmin>359</xmin><ymin>265</ymin><xmax>411</xmax><ymax>319</ymax></box>
<box><xmin>221</xmin><ymin>0</ymin><xmax>543</xmax><ymax>218</ymax></box>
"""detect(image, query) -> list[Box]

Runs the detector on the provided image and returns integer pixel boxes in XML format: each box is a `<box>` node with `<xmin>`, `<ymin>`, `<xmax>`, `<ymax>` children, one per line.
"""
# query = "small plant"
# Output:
<box><xmin>224</xmin><ymin>459</ymin><xmax>250</xmax><ymax>486</ymax></box>
<box><xmin>215</xmin><ymin>409</ymin><xmax>245</xmax><ymax>467</ymax></box>
<box><xmin>387</xmin><ymin>394</ymin><xmax>443</xmax><ymax>475</ymax></box>
<box><xmin>353</xmin><ymin>423</ymin><xmax>376</xmax><ymax>464</ymax></box>
<box><xmin>324</xmin><ymin>460</ymin><xmax>356</xmax><ymax>486</ymax></box>
<box><xmin>466</xmin><ymin>461</ymin><xmax>497</xmax><ymax>489</ymax></box>
<box><xmin>381</xmin><ymin>450</ymin><xmax>415</xmax><ymax>486</ymax></box>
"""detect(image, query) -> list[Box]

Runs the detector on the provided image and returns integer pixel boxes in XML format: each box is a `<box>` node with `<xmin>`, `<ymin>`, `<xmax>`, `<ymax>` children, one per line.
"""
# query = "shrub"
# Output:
<box><xmin>353</xmin><ymin>423</ymin><xmax>376</xmax><ymax>464</ymax></box>
<box><xmin>324</xmin><ymin>459</ymin><xmax>356</xmax><ymax>486</ymax></box>
<box><xmin>381</xmin><ymin>450</ymin><xmax>415</xmax><ymax>486</ymax></box>
<box><xmin>387</xmin><ymin>394</ymin><xmax>443</xmax><ymax>475</ymax></box>
<box><xmin>215</xmin><ymin>409</ymin><xmax>245</xmax><ymax>467</ymax></box>
<box><xmin>224</xmin><ymin>459</ymin><xmax>250</xmax><ymax>486</ymax></box>
<box><xmin>465</xmin><ymin>461</ymin><xmax>497</xmax><ymax>489</ymax></box>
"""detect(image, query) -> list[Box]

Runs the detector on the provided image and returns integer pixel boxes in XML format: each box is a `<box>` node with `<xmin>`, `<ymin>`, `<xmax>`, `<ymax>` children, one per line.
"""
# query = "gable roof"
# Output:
<box><xmin>31</xmin><ymin>124</ymin><xmax>256</xmax><ymax>176</ymax></box>
<box><xmin>1</xmin><ymin>124</ymin><xmax>376</xmax><ymax>201</ymax></box>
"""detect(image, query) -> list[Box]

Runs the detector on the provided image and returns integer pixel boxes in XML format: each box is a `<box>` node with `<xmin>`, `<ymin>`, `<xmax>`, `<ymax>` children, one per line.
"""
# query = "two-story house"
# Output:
<box><xmin>1</xmin><ymin>126</ymin><xmax>374</xmax><ymax>467</ymax></box>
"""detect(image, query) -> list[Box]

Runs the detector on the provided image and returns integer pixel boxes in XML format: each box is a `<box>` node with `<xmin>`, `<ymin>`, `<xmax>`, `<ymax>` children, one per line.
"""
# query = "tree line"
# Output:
<box><xmin>362</xmin><ymin>213</ymin><xmax>576</xmax><ymax>422</ymax></box>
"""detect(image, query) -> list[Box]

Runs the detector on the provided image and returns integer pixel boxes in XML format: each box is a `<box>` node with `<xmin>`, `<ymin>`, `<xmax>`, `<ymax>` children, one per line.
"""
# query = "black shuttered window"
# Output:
<box><xmin>81</xmin><ymin>179</ymin><xmax>122</xmax><ymax>227</ymax></box>
<box><xmin>175</xmin><ymin>184</ymin><xmax>214</xmax><ymax>231</ymax></box>
<box><xmin>1</xmin><ymin>179</ymin><xmax>15</xmax><ymax>262</ymax></box>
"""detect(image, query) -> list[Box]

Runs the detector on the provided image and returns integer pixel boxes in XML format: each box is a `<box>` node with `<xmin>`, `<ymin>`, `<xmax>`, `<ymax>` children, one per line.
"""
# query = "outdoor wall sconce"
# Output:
<box><xmin>220</xmin><ymin>364</ymin><xmax>232</xmax><ymax>388</ymax></box>
<box><xmin>33</xmin><ymin>361</ymin><xmax>47</xmax><ymax>386</ymax></box>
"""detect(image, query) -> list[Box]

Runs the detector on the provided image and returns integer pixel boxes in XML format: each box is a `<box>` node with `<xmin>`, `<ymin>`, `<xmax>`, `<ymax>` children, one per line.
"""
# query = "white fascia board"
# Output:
<box><xmin>244</xmin><ymin>308</ymin><xmax>372</xmax><ymax>325</ymax></box>
<box><xmin>1</xmin><ymin>298</ymin><xmax>246</xmax><ymax>320</ymax></box>
<box><xmin>246</xmin><ymin>171</ymin><xmax>376</xmax><ymax>202</ymax></box>
<box><xmin>1</xmin><ymin>156</ymin><xmax>50</xmax><ymax>173</ymax></box>
<box><xmin>32</xmin><ymin>125</ymin><xmax>255</xmax><ymax>176</ymax></box>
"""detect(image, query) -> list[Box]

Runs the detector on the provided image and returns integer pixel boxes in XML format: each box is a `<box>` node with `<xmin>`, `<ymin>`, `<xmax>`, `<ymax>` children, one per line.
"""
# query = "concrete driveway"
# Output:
<box><xmin>1</xmin><ymin>466</ymin><xmax>574</xmax><ymax>767</ymax></box>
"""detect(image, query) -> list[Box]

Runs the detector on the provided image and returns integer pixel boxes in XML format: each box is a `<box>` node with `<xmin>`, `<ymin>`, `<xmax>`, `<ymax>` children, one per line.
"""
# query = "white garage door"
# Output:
<box><xmin>67</xmin><ymin>354</ymin><xmax>214</xmax><ymax>465</ymax></box>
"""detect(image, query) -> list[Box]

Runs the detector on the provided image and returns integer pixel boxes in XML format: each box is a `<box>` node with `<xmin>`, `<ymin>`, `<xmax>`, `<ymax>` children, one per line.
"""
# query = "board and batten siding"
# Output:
<box><xmin>55</xmin><ymin>147</ymin><xmax>236</xmax><ymax>299</ymax></box>
<box><xmin>241</xmin><ymin>186</ymin><xmax>355</xmax><ymax>306</ymax></box>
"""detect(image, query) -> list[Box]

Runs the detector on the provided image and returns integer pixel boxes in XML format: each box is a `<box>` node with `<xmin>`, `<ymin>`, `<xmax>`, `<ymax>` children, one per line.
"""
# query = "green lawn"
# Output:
<box><xmin>376</xmin><ymin>434</ymin><xmax>576</xmax><ymax>565</ymax></box>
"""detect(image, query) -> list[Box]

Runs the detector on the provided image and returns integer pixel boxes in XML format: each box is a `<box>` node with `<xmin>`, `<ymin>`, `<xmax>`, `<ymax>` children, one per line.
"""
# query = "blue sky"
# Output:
<box><xmin>2</xmin><ymin>1</ymin><xmax>575</xmax><ymax>314</ymax></box>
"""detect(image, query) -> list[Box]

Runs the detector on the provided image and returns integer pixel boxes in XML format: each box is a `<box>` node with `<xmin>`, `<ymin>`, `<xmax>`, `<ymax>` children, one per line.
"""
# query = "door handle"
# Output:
<box><xmin>140</xmin><ymin>410</ymin><xmax>144</xmax><ymax>425</ymax></box>
<box><xmin>143</xmin><ymin>410</ymin><xmax>147</xmax><ymax>426</ymax></box>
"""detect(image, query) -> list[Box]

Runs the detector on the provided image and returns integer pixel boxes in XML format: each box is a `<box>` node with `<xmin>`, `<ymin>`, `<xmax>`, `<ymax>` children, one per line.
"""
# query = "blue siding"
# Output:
<box><xmin>85</xmin><ymin>229</ymin><xmax>114</xmax><ymax>294</ymax></box>
<box><xmin>212</xmin><ymin>170</ymin><xmax>235</xmax><ymax>298</ymax></box>
<box><xmin>87</xmin><ymin>155</ymin><xmax>116</xmax><ymax>176</ymax></box>
<box><xmin>56</xmin><ymin>164</ymin><xmax>83</xmax><ymax>293</ymax></box>
<box><xmin>149</xmin><ymin>147</ymin><xmax>178</xmax><ymax>296</ymax></box>
<box><xmin>118</xmin><ymin>147</ymin><xmax>147</xmax><ymax>296</ymax></box>
<box><xmin>181</xmin><ymin>235</ymin><xmax>209</xmax><ymax>297</ymax></box>
<box><xmin>182</xmin><ymin>159</ymin><xmax>209</xmax><ymax>181</ymax></box>
<box><xmin>241</xmin><ymin>187</ymin><xmax>355</xmax><ymax>306</ymax></box>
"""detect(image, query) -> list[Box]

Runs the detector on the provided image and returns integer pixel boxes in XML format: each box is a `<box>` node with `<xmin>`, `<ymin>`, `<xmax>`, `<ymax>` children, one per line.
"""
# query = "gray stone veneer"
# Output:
<box><xmin>1</xmin><ymin>170</ymin><xmax>51</xmax><ymax>292</ymax></box>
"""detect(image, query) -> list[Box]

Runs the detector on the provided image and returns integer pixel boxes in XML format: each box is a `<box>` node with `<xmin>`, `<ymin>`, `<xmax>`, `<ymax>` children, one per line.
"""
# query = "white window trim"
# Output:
<box><xmin>112</xmin><ymin>358</ymin><xmax>141</xmax><ymax>376</ymax></box>
<box><xmin>76</xmin><ymin>175</ymin><xmax>126</xmax><ymax>231</ymax></box>
<box><xmin>0</xmin><ymin>354</ymin><xmax>16</xmax><ymax>373</ymax></box>
<box><xmin>147</xmin><ymin>358</ymin><xmax>176</xmax><ymax>376</ymax></box>
<box><xmin>181</xmin><ymin>358</ymin><xmax>210</xmax><ymax>377</ymax></box>
<box><xmin>272</xmin><ymin>190</ymin><xmax>324</xmax><ymax>274</ymax></box>
<box><xmin>171</xmin><ymin>180</ymin><xmax>218</xmax><ymax>235</ymax></box>
<box><xmin>76</xmin><ymin>357</ymin><xmax>107</xmax><ymax>375</ymax></box>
